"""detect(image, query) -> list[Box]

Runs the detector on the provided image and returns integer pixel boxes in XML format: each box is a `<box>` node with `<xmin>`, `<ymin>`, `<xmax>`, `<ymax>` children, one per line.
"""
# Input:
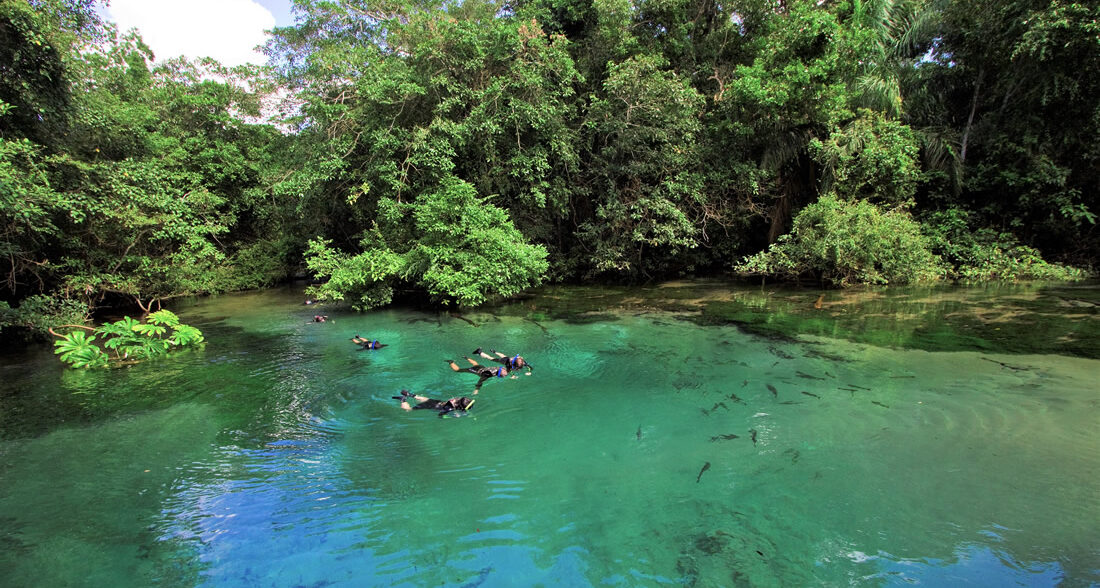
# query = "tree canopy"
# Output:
<box><xmin>2</xmin><ymin>0</ymin><xmax>1097</xmax><ymax>334</ymax></box>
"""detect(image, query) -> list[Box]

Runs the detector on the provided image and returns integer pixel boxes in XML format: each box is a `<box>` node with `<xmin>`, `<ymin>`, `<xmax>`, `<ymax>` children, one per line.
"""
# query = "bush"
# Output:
<box><xmin>736</xmin><ymin>194</ymin><xmax>945</xmax><ymax>286</ymax></box>
<box><xmin>305</xmin><ymin>176</ymin><xmax>549</xmax><ymax>309</ymax></box>
<box><xmin>0</xmin><ymin>294</ymin><xmax>89</xmax><ymax>340</ymax></box>
<box><xmin>921</xmin><ymin>208</ymin><xmax>1088</xmax><ymax>281</ymax></box>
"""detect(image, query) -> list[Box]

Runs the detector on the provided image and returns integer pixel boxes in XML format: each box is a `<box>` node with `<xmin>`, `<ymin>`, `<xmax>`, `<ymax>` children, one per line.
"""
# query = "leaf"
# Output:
<box><xmin>146</xmin><ymin>310</ymin><xmax>180</xmax><ymax>327</ymax></box>
<box><xmin>133</xmin><ymin>323</ymin><xmax>167</xmax><ymax>337</ymax></box>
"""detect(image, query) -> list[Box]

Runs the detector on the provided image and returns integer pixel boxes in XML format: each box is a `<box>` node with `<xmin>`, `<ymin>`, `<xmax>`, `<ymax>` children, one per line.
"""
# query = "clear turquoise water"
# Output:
<box><xmin>1</xmin><ymin>282</ymin><xmax>1097</xmax><ymax>587</ymax></box>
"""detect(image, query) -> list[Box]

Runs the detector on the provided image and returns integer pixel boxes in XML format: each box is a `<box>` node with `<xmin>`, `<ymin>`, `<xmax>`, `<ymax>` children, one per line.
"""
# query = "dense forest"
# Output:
<box><xmin>2</xmin><ymin>0</ymin><xmax>1097</xmax><ymax>336</ymax></box>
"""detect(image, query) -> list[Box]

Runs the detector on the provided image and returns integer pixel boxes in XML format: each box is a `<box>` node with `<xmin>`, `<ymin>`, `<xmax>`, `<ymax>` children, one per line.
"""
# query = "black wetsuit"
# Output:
<box><xmin>408</xmin><ymin>397</ymin><xmax>475</xmax><ymax>416</ymax></box>
<box><xmin>459</xmin><ymin>365</ymin><xmax>507</xmax><ymax>389</ymax></box>
<box><xmin>489</xmin><ymin>354</ymin><xmax>532</xmax><ymax>372</ymax></box>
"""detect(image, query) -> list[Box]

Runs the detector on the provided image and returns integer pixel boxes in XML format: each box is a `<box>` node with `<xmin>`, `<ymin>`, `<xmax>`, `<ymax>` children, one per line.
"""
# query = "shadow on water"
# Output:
<box><xmin>492</xmin><ymin>279</ymin><xmax>1100</xmax><ymax>359</ymax></box>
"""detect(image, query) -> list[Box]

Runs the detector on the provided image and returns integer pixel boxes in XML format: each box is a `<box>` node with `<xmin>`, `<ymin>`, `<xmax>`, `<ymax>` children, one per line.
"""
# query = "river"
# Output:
<box><xmin>1</xmin><ymin>280</ymin><xmax>1097</xmax><ymax>587</ymax></box>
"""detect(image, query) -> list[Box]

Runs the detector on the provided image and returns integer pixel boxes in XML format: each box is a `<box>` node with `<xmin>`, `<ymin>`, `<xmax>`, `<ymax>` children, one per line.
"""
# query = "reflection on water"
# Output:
<box><xmin>0</xmin><ymin>281</ymin><xmax>1097</xmax><ymax>587</ymax></box>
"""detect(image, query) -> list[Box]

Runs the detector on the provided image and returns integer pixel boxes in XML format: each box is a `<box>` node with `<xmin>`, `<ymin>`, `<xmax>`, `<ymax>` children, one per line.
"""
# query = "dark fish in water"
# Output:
<box><xmin>846</xmin><ymin>383</ymin><xmax>871</xmax><ymax>391</ymax></box>
<box><xmin>742</xmin><ymin>380</ymin><xmax>749</xmax><ymax>387</ymax></box>
<box><xmin>796</xmin><ymin>371</ymin><xmax>826</xmax><ymax>381</ymax></box>
<box><xmin>710</xmin><ymin>434</ymin><xmax>740</xmax><ymax>441</ymax></box>
<box><xmin>696</xmin><ymin>462</ymin><xmax>711</xmax><ymax>483</ymax></box>
<box><xmin>636</xmin><ymin>425</ymin><xmax>643</xmax><ymax>440</ymax></box>
<box><xmin>729</xmin><ymin>393</ymin><xmax>746</xmax><ymax>404</ymax></box>
<box><xmin>460</xmin><ymin>567</ymin><xmax>493</xmax><ymax>588</ymax></box>
<box><xmin>766</xmin><ymin>384</ymin><xmax>778</xmax><ymax>398</ymax></box>
<box><xmin>778</xmin><ymin>400</ymin><xmax>802</xmax><ymax>405</ymax></box>
<box><xmin>756</xmin><ymin>550</ymin><xmax>765</xmax><ymax>557</ymax></box>
<box><xmin>768</xmin><ymin>346</ymin><xmax>794</xmax><ymax>360</ymax></box>
<box><xmin>980</xmin><ymin>357</ymin><xmax>1029</xmax><ymax>371</ymax></box>
<box><xmin>702</xmin><ymin>402</ymin><xmax>729</xmax><ymax>416</ymax></box>
<box><xmin>801</xmin><ymin>391</ymin><xmax>820</xmax><ymax>399</ymax></box>
<box><xmin>525</xmin><ymin>317</ymin><xmax>549</xmax><ymax>334</ymax></box>
<box><xmin>449</xmin><ymin>313</ymin><xmax>478</xmax><ymax>327</ymax></box>
<box><xmin>784</xmin><ymin>448</ymin><xmax>801</xmax><ymax>464</ymax></box>
<box><xmin>749</xmin><ymin>429</ymin><xmax>758</xmax><ymax>446</ymax></box>
<box><xmin>838</xmin><ymin>386</ymin><xmax>859</xmax><ymax>392</ymax></box>
<box><xmin>871</xmin><ymin>400</ymin><xmax>890</xmax><ymax>408</ymax></box>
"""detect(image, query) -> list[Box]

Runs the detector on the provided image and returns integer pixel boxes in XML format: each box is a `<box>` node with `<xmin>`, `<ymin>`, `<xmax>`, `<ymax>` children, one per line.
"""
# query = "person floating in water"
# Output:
<box><xmin>311</xmin><ymin>315</ymin><xmax>329</xmax><ymax>323</ymax></box>
<box><xmin>446</xmin><ymin>356</ymin><xmax>508</xmax><ymax>393</ymax></box>
<box><xmin>392</xmin><ymin>390</ymin><xmax>475</xmax><ymax>417</ymax></box>
<box><xmin>473</xmin><ymin>347</ymin><xmax>533</xmax><ymax>375</ymax></box>
<box><xmin>351</xmin><ymin>335</ymin><xmax>386</xmax><ymax>350</ymax></box>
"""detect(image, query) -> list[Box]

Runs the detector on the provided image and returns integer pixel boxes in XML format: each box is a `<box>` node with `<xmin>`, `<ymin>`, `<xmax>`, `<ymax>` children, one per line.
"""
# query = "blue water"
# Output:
<box><xmin>1</xmin><ymin>282</ymin><xmax>1097</xmax><ymax>587</ymax></box>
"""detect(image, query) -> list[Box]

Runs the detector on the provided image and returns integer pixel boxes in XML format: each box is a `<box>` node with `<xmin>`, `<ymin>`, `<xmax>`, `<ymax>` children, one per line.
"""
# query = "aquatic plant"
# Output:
<box><xmin>51</xmin><ymin>310</ymin><xmax>204</xmax><ymax>369</ymax></box>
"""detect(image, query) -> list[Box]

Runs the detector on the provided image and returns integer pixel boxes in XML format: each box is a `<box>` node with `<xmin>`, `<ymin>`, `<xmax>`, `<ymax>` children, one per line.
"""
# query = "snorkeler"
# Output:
<box><xmin>392</xmin><ymin>390</ymin><xmax>475</xmax><ymax>417</ymax></box>
<box><xmin>311</xmin><ymin>315</ymin><xmax>329</xmax><ymax>323</ymax></box>
<box><xmin>445</xmin><ymin>356</ymin><xmax>508</xmax><ymax>393</ymax></box>
<box><xmin>472</xmin><ymin>347</ymin><xmax>533</xmax><ymax>375</ymax></box>
<box><xmin>351</xmin><ymin>335</ymin><xmax>387</xmax><ymax>350</ymax></box>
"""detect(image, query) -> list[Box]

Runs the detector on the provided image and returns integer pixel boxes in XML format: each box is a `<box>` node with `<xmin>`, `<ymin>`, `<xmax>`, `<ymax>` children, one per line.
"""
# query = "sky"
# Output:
<box><xmin>99</xmin><ymin>0</ymin><xmax>295</xmax><ymax>67</ymax></box>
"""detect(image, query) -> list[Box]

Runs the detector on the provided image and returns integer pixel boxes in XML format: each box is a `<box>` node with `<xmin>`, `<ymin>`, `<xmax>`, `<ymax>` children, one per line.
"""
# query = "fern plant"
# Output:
<box><xmin>52</xmin><ymin>310</ymin><xmax>204</xmax><ymax>368</ymax></box>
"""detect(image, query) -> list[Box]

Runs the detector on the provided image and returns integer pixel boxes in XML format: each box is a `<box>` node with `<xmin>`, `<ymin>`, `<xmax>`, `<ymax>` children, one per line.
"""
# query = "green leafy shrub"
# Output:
<box><xmin>921</xmin><ymin>209</ymin><xmax>1088</xmax><ymax>281</ymax></box>
<box><xmin>0</xmin><ymin>294</ymin><xmax>89</xmax><ymax>340</ymax></box>
<box><xmin>51</xmin><ymin>309</ymin><xmax>204</xmax><ymax>368</ymax></box>
<box><xmin>810</xmin><ymin>110</ymin><xmax>922</xmax><ymax>207</ymax></box>
<box><xmin>736</xmin><ymin>194</ymin><xmax>945</xmax><ymax>286</ymax></box>
<box><xmin>306</xmin><ymin>177</ymin><xmax>549</xmax><ymax>309</ymax></box>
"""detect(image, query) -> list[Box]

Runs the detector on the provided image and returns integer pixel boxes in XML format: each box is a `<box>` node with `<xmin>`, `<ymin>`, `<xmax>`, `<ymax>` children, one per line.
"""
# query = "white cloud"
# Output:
<box><xmin>106</xmin><ymin>0</ymin><xmax>276</xmax><ymax>67</ymax></box>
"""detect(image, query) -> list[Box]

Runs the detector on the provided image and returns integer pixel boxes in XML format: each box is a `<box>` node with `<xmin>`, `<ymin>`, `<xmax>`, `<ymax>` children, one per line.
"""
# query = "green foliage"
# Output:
<box><xmin>811</xmin><ymin>109</ymin><xmax>922</xmax><ymax>206</ymax></box>
<box><xmin>52</xmin><ymin>329</ymin><xmax>108</xmax><ymax>368</ymax></box>
<box><xmin>306</xmin><ymin>177</ymin><xmax>549</xmax><ymax>309</ymax></box>
<box><xmin>0</xmin><ymin>293</ymin><xmax>88</xmax><ymax>339</ymax></box>
<box><xmin>578</xmin><ymin>54</ymin><xmax>707</xmax><ymax>278</ymax></box>
<box><xmin>52</xmin><ymin>309</ymin><xmax>204</xmax><ymax>368</ymax></box>
<box><xmin>921</xmin><ymin>208</ymin><xmax>1087</xmax><ymax>281</ymax></box>
<box><xmin>1</xmin><ymin>0</ymin><xmax>1097</xmax><ymax>324</ymax></box>
<box><xmin>737</xmin><ymin>194</ymin><xmax>945</xmax><ymax>286</ymax></box>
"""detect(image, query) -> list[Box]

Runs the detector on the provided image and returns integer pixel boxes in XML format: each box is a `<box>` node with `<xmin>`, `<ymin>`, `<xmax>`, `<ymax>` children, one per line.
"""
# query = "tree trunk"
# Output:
<box><xmin>960</xmin><ymin>67</ymin><xmax>985</xmax><ymax>163</ymax></box>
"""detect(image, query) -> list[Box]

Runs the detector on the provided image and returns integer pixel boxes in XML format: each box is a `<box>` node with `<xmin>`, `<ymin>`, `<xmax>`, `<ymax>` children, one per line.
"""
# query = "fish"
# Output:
<box><xmin>778</xmin><ymin>400</ymin><xmax>802</xmax><ymax>405</ymax></box>
<box><xmin>846</xmin><ymin>383</ymin><xmax>871</xmax><ymax>391</ymax></box>
<box><xmin>784</xmin><ymin>448</ymin><xmax>801</xmax><ymax>464</ymax></box>
<box><xmin>449</xmin><ymin>313</ymin><xmax>478</xmax><ymax>327</ymax></box>
<box><xmin>749</xmin><ymin>429</ymin><xmax>758</xmax><ymax>446</ymax></box>
<box><xmin>710</xmin><ymin>434</ymin><xmax>740</xmax><ymax>441</ymax></box>
<box><xmin>703</xmin><ymin>402</ymin><xmax>729</xmax><ymax>416</ymax></box>
<box><xmin>766</xmin><ymin>384</ymin><xmax>778</xmax><ymax>398</ymax></box>
<box><xmin>460</xmin><ymin>567</ymin><xmax>493</xmax><ymax>588</ymax></box>
<box><xmin>741</xmin><ymin>379</ymin><xmax>749</xmax><ymax>387</ymax></box>
<box><xmin>980</xmin><ymin>357</ymin><xmax>1029</xmax><ymax>371</ymax></box>
<box><xmin>801</xmin><ymin>391</ymin><xmax>821</xmax><ymax>399</ymax></box>
<box><xmin>797</xmin><ymin>371</ymin><xmax>826</xmax><ymax>380</ymax></box>
<box><xmin>525</xmin><ymin>317</ymin><xmax>549</xmax><ymax>334</ymax></box>
<box><xmin>696</xmin><ymin>462</ymin><xmax>711</xmax><ymax>483</ymax></box>
<box><xmin>729</xmin><ymin>393</ymin><xmax>746</xmax><ymax>404</ymax></box>
<box><xmin>871</xmin><ymin>401</ymin><xmax>890</xmax><ymax>408</ymax></box>
<box><xmin>756</xmin><ymin>550</ymin><xmax>765</xmax><ymax>557</ymax></box>
<box><xmin>636</xmin><ymin>425</ymin><xmax>643</xmax><ymax>440</ymax></box>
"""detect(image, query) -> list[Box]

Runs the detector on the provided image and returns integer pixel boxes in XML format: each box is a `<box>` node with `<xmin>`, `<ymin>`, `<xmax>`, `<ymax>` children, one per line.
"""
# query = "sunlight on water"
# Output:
<box><xmin>0</xmin><ymin>282</ymin><xmax>1097</xmax><ymax>587</ymax></box>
